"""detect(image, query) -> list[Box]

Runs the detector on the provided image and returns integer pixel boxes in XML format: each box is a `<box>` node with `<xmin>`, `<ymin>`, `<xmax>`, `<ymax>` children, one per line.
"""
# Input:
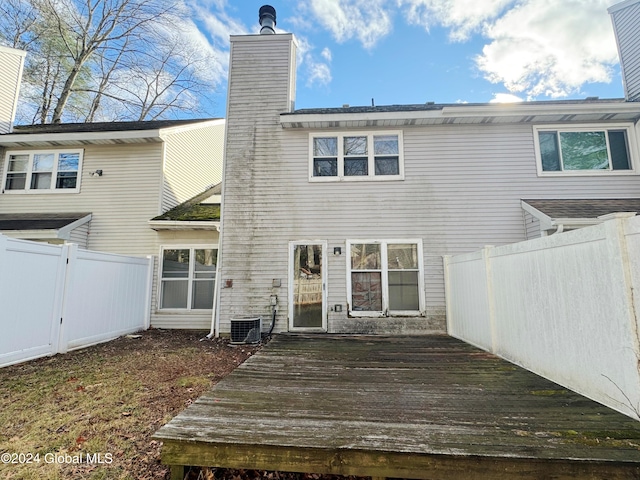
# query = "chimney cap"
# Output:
<box><xmin>259</xmin><ymin>5</ymin><xmax>276</xmax><ymax>34</ymax></box>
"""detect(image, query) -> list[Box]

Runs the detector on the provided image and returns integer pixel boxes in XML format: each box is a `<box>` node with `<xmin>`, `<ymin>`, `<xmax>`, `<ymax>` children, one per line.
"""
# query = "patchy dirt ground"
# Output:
<box><xmin>0</xmin><ymin>329</ymin><xmax>260</xmax><ymax>480</ymax></box>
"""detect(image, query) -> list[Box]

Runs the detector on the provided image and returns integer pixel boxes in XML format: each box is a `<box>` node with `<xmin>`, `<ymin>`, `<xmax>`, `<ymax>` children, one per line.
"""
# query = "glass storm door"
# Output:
<box><xmin>290</xmin><ymin>242</ymin><xmax>326</xmax><ymax>331</ymax></box>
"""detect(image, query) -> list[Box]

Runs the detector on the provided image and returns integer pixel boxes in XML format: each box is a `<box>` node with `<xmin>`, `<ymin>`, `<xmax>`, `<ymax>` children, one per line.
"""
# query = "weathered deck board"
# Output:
<box><xmin>154</xmin><ymin>335</ymin><xmax>640</xmax><ymax>479</ymax></box>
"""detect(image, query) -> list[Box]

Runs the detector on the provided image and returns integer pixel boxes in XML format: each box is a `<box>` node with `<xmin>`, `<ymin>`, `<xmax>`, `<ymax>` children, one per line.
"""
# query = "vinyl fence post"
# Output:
<box><xmin>443</xmin><ymin>255</ymin><xmax>452</xmax><ymax>335</ymax></box>
<box><xmin>57</xmin><ymin>243</ymin><xmax>78</xmax><ymax>354</ymax></box>
<box><xmin>143</xmin><ymin>256</ymin><xmax>154</xmax><ymax>330</ymax></box>
<box><xmin>483</xmin><ymin>246</ymin><xmax>497</xmax><ymax>353</ymax></box>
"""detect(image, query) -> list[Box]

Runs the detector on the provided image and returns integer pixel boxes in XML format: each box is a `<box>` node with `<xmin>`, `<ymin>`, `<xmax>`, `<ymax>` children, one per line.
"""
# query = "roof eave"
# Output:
<box><xmin>148</xmin><ymin>220</ymin><xmax>220</xmax><ymax>231</ymax></box>
<box><xmin>0</xmin><ymin>129</ymin><xmax>165</xmax><ymax>148</ymax></box>
<box><xmin>281</xmin><ymin>102</ymin><xmax>640</xmax><ymax>129</ymax></box>
<box><xmin>0</xmin><ymin>229</ymin><xmax>65</xmax><ymax>240</ymax></box>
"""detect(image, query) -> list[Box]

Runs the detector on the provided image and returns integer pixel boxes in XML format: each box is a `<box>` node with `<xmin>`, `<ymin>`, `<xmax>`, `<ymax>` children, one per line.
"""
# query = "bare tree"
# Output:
<box><xmin>0</xmin><ymin>0</ymin><xmax>217</xmax><ymax>123</ymax></box>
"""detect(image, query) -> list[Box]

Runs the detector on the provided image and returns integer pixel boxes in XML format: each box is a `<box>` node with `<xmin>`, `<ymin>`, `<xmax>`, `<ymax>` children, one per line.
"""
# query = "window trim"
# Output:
<box><xmin>346</xmin><ymin>239</ymin><xmax>424</xmax><ymax>317</ymax></box>
<box><xmin>158</xmin><ymin>245</ymin><xmax>218</xmax><ymax>312</ymax></box>
<box><xmin>309</xmin><ymin>131</ymin><xmax>404</xmax><ymax>182</ymax></box>
<box><xmin>533</xmin><ymin>124</ymin><xmax>638</xmax><ymax>177</ymax></box>
<box><xmin>1</xmin><ymin>149</ymin><xmax>83</xmax><ymax>194</ymax></box>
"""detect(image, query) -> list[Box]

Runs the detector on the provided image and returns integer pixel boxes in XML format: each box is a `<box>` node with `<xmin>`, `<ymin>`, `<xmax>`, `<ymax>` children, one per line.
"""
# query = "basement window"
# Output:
<box><xmin>159</xmin><ymin>247</ymin><xmax>218</xmax><ymax>310</ymax></box>
<box><xmin>534</xmin><ymin>125</ymin><xmax>636</xmax><ymax>175</ymax></box>
<box><xmin>347</xmin><ymin>239</ymin><xmax>424</xmax><ymax>317</ymax></box>
<box><xmin>310</xmin><ymin>132</ymin><xmax>404</xmax><ymax>181</ymax></box>
<box><xmin>2</xmin><ymin>149</ymin><xmax>82</xmax><ymax>193</ymax></box>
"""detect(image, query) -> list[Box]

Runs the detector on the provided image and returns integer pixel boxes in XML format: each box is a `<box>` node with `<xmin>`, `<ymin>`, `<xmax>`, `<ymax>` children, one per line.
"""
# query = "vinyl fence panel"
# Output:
<box><xmin>445</xmin><ymin>214</ymin><xmax>640</xmax><ymax>420</ymax></box>
<box><xmin>60</xmin><ymin>245</ymin><xmax>153</xmax><ymax>353</ymax></box>
<box><xmin>0</xmin><ymin>235</ymin><xmax>152</xmax><ymax>367</ymax></box>
<box><xmin>0</xmin><ymin>236</ymin><xmax>65</xmax><ymax>366</ymax></box>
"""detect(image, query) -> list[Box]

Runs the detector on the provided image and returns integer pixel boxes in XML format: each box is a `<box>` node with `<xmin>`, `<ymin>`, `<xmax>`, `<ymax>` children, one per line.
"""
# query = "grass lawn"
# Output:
<box><xmin>0</xmin><ymin>329</ymin><xmax>258</xmax><ymax>480</ymax></box>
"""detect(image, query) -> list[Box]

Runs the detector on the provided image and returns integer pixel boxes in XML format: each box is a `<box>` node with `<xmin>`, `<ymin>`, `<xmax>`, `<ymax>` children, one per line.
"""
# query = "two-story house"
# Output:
<box><xmin>214</xmin><ymin>3</ymin><xmax>640</xmax><ymax>337</ymax></box>
<box><xmin>0</xmin><ymin>80</ymin><xmax>225</xmax><ymax>329</ymax></box>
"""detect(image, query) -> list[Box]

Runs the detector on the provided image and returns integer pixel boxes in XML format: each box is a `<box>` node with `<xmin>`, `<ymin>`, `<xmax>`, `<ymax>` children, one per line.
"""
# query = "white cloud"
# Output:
<box><xmin>489</xmin><ymin>93</ymin><xmax>524</xmax><ymax>103</ymax></box>
<box><xmin>397</xmin><ymin>0</ymin><xmax>512</xmax><ymax>41</ymax></box>
<box><xmin>295</xmin><ymin>36</ymin><xmax>333</xmax><ymax>87</ymax></box>
<box><xmin>307</xmin><ymin>0</ymin><xmax>394</xmax><ymax>49</ymax></box>
<box><xmin>307</xmin><ymin>62</ymin><xmax>333</xmax><ymax>86</ymax></box>
<box><xmin>475</xmin><ymin>0</ymin><xmax>618</xmax><ymax>98</ymax></box>
<box><xmin>195</xmin><ymin>8</ymin><xmax>249</xmax><ymax>47</ymax></box>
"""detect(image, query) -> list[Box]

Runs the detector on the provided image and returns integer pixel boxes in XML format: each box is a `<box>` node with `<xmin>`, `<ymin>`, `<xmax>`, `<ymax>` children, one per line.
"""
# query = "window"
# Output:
<box><xmin>347</xmin><ymin>240</ymin><xmax>423</xmax><ymax>316</ymax></box>
<box><xmin>160</xmin><ymin>247</ymin><xmax>218</xmax><ymax>310</ymax></box>
<box><xmin>310</xmin><ymin>132</ymin><xmax>403</xmax><ymax>181</ymax></box>
<box><xmin>534</xmin><ymin>125</ymin><xmax>636</xmax><ymax>175</ymax></box>
<box><xmin>2</xmin><ymin>149</ymin><xmax>82</xmax><ymax>193</ymax></box>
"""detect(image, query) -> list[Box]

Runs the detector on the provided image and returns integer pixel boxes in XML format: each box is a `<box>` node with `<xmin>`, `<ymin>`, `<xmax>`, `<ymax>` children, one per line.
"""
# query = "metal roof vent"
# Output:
<box><xmin>259</xmin><ymin>5</ymin><xmax>276</xmax><ymax>34</ymax></box>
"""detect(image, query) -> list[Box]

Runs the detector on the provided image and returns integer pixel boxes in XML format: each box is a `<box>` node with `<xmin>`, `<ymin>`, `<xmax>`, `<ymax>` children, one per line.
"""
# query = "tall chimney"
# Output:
<box><xmin>259</xmin><ymin>5</ymin><xmax>276</xmax><ymax>34</ymax></box>
<box><xmin>0</xmin><ymin>46</ymin><xmax>26</xmax><ymax>133</ymax></box>
<box><xmin>609</xmin><ymin>0</ymin><xmax>640</xmax><ymax>101</ymax></box>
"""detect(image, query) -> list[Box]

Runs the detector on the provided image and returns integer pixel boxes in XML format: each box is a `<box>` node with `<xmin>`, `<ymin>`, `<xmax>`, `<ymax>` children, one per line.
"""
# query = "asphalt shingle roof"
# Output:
<box><xmin>8</xmin><ymin>119</ymin><xmax>218</xmax><ymax>135</ymax></box>
<box><xmin>0</xmin><ymin>212</ymin><xmax>90</xmax><ymax>230</ymax></box>
<box><xmin>523</xmin><ymin>199</ymin><xmax>640</xmax><ymax>219</ymax></box>
<box><xmin>287</xmin><ymin>98</ymin><xmax>627</xmax><ymax>116</ymax></box>
<box><xmin>151</xmin><ymin>184</ymin><xmax>221</xmax><ymax>222</ymax></box>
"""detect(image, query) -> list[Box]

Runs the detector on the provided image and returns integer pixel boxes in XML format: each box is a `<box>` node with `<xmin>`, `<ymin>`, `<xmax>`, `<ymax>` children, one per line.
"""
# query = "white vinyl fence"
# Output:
<box><xmin>444</xmin><ymin>213</ymin><xmax>640</xmax><ymax>419</ymax></box>
<box><xmin>0</xmin><ymin>234</ymin><xmax>153</xmax><ymax>367</ymax></box>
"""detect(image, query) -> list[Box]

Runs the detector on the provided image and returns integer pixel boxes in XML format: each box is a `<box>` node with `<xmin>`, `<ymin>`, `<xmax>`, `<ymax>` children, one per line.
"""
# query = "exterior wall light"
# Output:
<box><xmin>334</xmin><ymin>247</ymin><xmax>342</xmax><ymax>255</ymax></box>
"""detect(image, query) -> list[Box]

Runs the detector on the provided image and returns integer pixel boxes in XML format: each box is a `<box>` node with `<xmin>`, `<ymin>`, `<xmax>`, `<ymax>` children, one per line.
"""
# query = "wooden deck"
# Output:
<box><xmin>154</xmin><ymin>335</ymin><xmax>640</xmax><ymax>479</ymax></box>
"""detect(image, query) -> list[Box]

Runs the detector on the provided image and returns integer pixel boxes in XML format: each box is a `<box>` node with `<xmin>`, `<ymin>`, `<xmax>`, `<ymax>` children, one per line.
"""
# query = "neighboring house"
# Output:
<box><xmin>0</xmin><ymin>119</ymin><xmax>225</xmax><ymax>329</ymax></box>
<box><xmin>214</xmin><ymin>3</ymin><xmax>640</xmax><ymax>336</ymax></box>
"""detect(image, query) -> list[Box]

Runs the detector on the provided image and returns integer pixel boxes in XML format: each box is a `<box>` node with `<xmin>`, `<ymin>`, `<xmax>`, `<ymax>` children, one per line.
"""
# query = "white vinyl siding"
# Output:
<box><xmin>68</xmin><ymin>222</ymin><xmax>90</xmax><ymax>248</ymax></box>
<box><xmin>610</xmin><ymin>1</ymin><xmax>640</xmax><ymax>101</ymax></box>
<box><xmin>0</xmin><ymin>143</ymin><xmax>163</xmax><ymax>256</ymax></box>
<box><xmin>523</xmin><ymin>211</ymin><xmax>542</xmax><ymax>240</ymax></box>
<box><xmin>161</xmin><ymin>121</ymin><xmax>225</xmax><ymax>211</ymax></box>
<box><xmin>0</xmin><ymin>46</ymin><xmax>25</xmax><ymax>135</ymax></box>
<box><xmin>219</xmin><ymin>120</ymin><xmax>640</xmax><ymax>335</ymax></box>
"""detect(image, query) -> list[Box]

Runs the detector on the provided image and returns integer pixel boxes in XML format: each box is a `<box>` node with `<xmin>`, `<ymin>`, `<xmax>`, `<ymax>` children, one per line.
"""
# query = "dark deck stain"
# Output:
<box><xmin>154</xmin><ymin>335</ymin><xmax>640</xmax><ymax>479</ymax></box>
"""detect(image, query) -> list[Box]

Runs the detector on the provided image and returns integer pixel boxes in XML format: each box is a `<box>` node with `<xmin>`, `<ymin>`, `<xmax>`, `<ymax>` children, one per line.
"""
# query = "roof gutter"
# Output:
<box><xmin>147</xmin><ymin>220</ymin><xmax>220</xmax><ymax>231</ymax></box>
<box><xmin>280</xmin><ymin>101</ymin><xmax>640</xmax><ymax>129</ymax></box>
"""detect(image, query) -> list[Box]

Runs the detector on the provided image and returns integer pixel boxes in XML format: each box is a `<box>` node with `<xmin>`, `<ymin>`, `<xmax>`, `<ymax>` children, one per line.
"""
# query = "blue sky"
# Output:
<box><xmin>186</xmin><ymin>0</ymin><xmax>626</xmax><ymax>117</ymax></box>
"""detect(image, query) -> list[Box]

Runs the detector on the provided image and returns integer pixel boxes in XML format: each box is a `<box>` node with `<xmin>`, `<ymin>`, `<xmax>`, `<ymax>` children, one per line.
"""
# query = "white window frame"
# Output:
<box><xmin>533</xmin><ymin>124</ymin><xmax>638</xmax><ymax>177</ymax></box>
<box><xmin>346</xmin><ymin>239</ymin><xmax>424</xmax><ymax>317</ymax></box>
<box><xmin>309</xmin><ymin>131</ymin><xmax>404</xmax><ymax>182</ymax></box>
<box><xmin>158</xmin><ymin>245</ymin><xmax>218</xmax><ymax>311</ymax></box>
<box><xmin>1</xmin><ymin>149</ymin><xmax>83</xmax><ymax>194</ymax></box>
<box><xmin>288</xmin><ymin>240</ymin><xmax>328</xmax><ymax>332</ymax></box>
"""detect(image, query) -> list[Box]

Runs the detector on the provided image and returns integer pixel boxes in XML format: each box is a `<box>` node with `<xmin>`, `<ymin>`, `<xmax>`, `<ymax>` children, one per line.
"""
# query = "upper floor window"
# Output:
<box><xmin>534</xmin><ymin>125</ymin><xmax>636</xmax><ymax>176</ymax></box>
<box><xmin>310</xmin><ymin>131</ymin><xmax>404</xmax><ymax>181</ymax></box>
<box><xmin>2</xmin><ymin>149</ymin><xmax>82</xmax><ymax>193</ymax></box>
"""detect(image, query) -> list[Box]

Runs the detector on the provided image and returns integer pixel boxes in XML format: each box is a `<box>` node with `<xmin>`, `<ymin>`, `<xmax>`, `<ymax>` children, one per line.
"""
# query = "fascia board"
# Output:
<box><xmin>58</xmin><ymin>214</ymin><xmax>92</xmax><ymax>239</ymax></box>
<box><xmin>550</xmin><ymin>218</ymin><xmax>602</xmax><ymax>228</ymax></box>
<box><xmin>521</xmin><ymin>200</ymin><xmax>554</xmax><ymax>231</ymax></box>
<box><xmin>280</xmin><ymin>109</ymin><xmax>444</xmax><ymax>126</ymax></box>
<box><xmin>158</xmin><ymin>119</ymin><xmax>225</xmax><ymax>138</ymax></box>
<box><xmin>0</xmin><ymin>229</ymin><xmax>60</xmax><ymax>239</ymax></box>
<box><xmin>280</xmin><ymin>102</ymin><xmax>640</xmax><ymax>127</ymax></box>
<box><xmin>441</xmin><ymin>102</ymin><xmax>639</xmax><ymax>118</ymax></box>
<box><xmin>0</xmin><ymin>129</ymin><xmax>164</xmax><ymax>146</ymax></box>
<box><xmin>148</xmin><ymin>220</ymin><xmax>220</xmax><ymax>231</ymax></box>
